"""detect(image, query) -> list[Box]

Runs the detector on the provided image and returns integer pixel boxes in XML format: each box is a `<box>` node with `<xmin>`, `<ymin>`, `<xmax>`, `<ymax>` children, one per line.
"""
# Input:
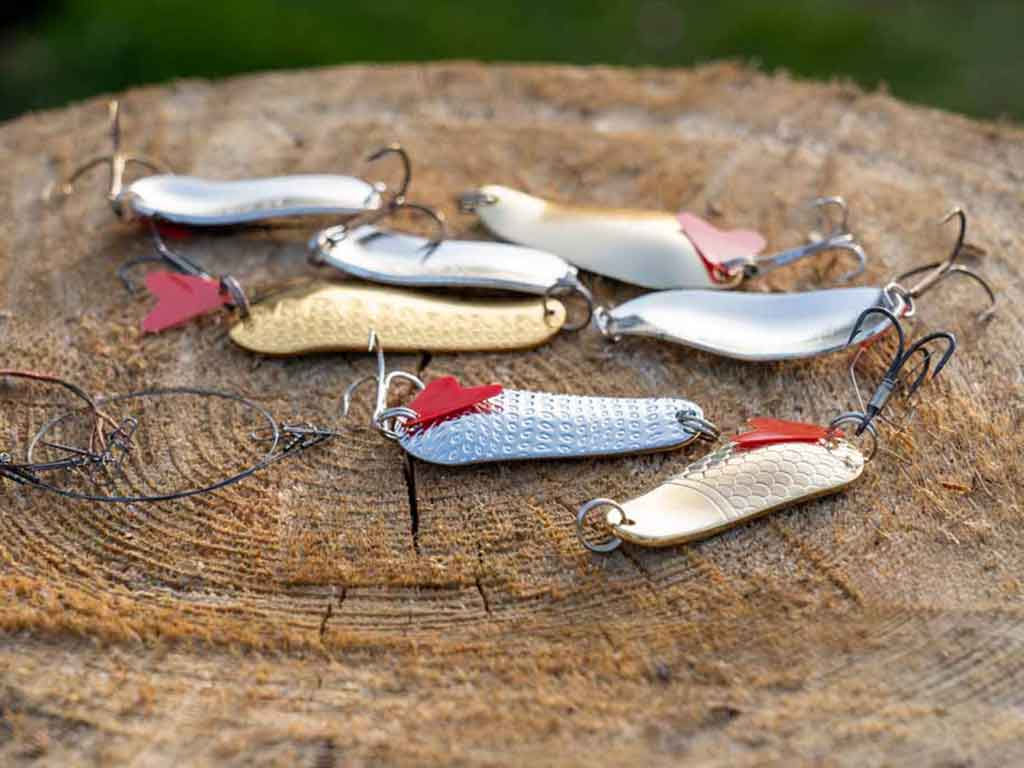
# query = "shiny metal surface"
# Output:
<box><xmin>126</xmin><ymin>174</ymin><xmax>382</xmax><ymax>225</ymax></box>
<box><xmin>314</xmin><ymin>224</ymin><xmax>578</xmax><ymax>295</ymax></box>
<box><xmin>603</xmin><ymin>287</ymin><xmax>903</xmax><ymax>361</ymax></box>
<box><xmin>228</xmin><ymin>281</ymin><xmax>565</xmax><ymax>355</ymax></box>
<box><xmin>464</xmin><ymin>185</ymin><xmax>711</xmax><ymax>289</ymax></box>
<box><xmin>610</xmin><ymin>438</ymin><xmax>865</xmax><ymax>546</ymax></box>
<box><xmin>397</xmin><ymin>390</ymin><xmax>706</xmax><ymax>465</ymax></box>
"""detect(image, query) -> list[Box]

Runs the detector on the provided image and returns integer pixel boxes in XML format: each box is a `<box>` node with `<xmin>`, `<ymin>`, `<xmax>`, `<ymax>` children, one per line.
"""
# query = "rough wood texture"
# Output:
<box><xmin>1</xmin><ymin>62</ymin><xmax>1023</xmax><ymax>766</ymax></box>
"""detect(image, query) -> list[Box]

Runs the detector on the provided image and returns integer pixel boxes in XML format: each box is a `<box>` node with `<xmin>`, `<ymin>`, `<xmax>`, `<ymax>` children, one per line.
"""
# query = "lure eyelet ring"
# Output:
<box><xmin>544</xmin><ymin>279</ymin><xmax>594</xmax><ymax>333</ymax></box>
<box><xmin>676</xmin><ymin>413</ymin><xmax>721</xmax><ymax>443</ymax></box>
<box><xmin>220</xmin><ymin>275</ymin><xmax>250</xmax><ymax>318</ymax></box>
<box><xmin>882</xmin><ymin>282</ymin><xmax>915</xmax><ymax>319</ymax></box>
<box><xmin>457</xmin><ymin>190</ymin><xmax>499</xmax><ymax>213</ymax></box>
<box><xmin>576</xmin><ymin>498</ymin><xmax>628</xmax><ymax>554</ymax></box>
<box><xmin>309</xmin><ymin>224</ymin><xmax>350</xmax><ymax>264</ymax></box>
<box><xmin>375</xmin><ymin>406</ymin><xmax>418</xmax><ymax>440</ymax></box>
<box><xmin>828</xmin><ymin>413</ymin><xmax>879</xmax><ymax>462</ymax></box>
<box><xmin>591</xmin><ymin>305</ymin><xmax>622</xmax><ymax>342</ymax></box>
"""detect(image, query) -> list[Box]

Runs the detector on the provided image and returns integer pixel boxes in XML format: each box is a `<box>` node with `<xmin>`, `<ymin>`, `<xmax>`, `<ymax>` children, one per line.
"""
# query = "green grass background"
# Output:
<box><xmin>1</xmin><ymin>0</ymin><xmax>1020</xmax><ymax>122</ymax></box>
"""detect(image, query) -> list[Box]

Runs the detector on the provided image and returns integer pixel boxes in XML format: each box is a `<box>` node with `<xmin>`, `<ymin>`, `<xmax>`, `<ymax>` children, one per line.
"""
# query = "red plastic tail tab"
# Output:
<box><xmin>678</xmin><ymin>212</ymin><xmax>766</xmax><ymax>284</ymax></box>
<box><xmin>142</xmin><ymin>271</ymin><xmax>230</xmax><ymax>333</ymax></box>
<box><xmin>731</xmin><ymin>417</ymin><xmax>834</xmax><ymax>451</ymax></box>
<box><xmin>148</xmin><ymin>220</ymin><xmax>195</xmax><ymax>240</ymax></box>
<box><xmin>404</xmin><ymin>376</ymin><xmax>502</xmax><ymax>430</ymax></box>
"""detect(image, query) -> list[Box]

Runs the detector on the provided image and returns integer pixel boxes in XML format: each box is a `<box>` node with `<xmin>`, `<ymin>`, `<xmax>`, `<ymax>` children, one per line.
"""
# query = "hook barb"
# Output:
<box><xmin>740</xmin><ymin>196</ymin><xmax>866</xmax><ymax>284</ymax></box>
<box><xmin>845</xmin><ymin>310</ymin><xmax>957</xmax><ymax>436</ymax></box>
<box><xmin>339</xmin><ymin>331</ymin><xmax>425</xmax><ymax>438</ymax></box>
<box><xmin>57</xmin><ymin>100</ymin><xmax>169</xmax><ymax>217</ymax></box>
<box><xmin>892</xmin><ymin>207</ymin><xmax>996</xmax><ymax>321</ymax></box>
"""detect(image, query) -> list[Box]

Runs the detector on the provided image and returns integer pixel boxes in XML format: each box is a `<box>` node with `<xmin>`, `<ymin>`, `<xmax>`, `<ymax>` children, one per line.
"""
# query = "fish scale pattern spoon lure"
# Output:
<box><xmin>591</xmin><ymin>420</ymin><xmax>866</xmax><ymax>548</ymax></box>
<box><xmin>576</xmin><ymin>311</ymin><xmax>958</xmax><ymax>553</ymax></box>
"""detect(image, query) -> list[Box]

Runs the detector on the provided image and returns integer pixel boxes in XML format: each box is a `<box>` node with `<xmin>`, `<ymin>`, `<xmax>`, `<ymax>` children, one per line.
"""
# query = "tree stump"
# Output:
<box><xmin>1</xmin><ymin>62</ymin><xmax>1022</xmax><ymax>765</ymax></box>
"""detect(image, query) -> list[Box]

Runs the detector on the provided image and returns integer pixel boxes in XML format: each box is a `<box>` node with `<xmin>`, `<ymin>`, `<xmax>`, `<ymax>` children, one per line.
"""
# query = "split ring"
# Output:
<box><xmin>575</xmin><ymin>498</ymin><xmax>628</xmax><ymax>554</ymax></box>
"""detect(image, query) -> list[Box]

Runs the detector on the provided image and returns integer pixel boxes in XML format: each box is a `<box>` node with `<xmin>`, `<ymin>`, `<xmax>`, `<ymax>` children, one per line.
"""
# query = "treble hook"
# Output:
<box><xmin>845</xmin><ymin>307</ymin><xmax>957</xmax><ymax>435</ymax></box>
<box><xmin>731</xmin><ymin>196</ymin><xmax>867</xmax><ymax>283</ymax></box>
<box><xmin>366</xmin><ymin>144</ymin><xmax>412</xmax><ymax>209</ymax></box>
<box><xmin>891</xmin><ymin>208</ymin><xmax>997</xmax><ymax>321</ymax></box>
<box><xmin>370</xmin><ymin>201</ymin><xmax>448</xmax><ymax>262</ymax></box>
<box><xmin>57</xmin><ymin>100</ymin><xmax>169</xmax><ymax>218</ymax></box>
<box><xmin>339</xmin><ymin>331</ymin><xmax>425</xmax><ymax>437</ymax></box>
<box><xmin>116</xmin><ymin>221</ymin><xmax>250</xmax><ymax>315</ymax></box>
<box><xmin>311</xmin><ymin>200</ymin><xmax>448</xmax><ymax>265</ymax></box>
<box><xmin>113</xmin><ymin>219</ymin><xmax>214</xmax><ymax>293</ymax></box>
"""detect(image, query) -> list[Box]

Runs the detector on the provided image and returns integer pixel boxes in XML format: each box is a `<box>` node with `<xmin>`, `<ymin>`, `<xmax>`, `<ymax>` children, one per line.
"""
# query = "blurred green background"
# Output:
<box><xmin>1</xmin><ymin>0</ymin><xmax>1020</xmax><ymax>122</ymax></box>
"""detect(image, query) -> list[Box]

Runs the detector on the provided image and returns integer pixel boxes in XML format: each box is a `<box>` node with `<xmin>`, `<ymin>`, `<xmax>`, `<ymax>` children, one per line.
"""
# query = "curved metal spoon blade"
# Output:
<box><xmin>127</xmin><ymin>174</ymin><xmax>382</xmax><ymax>225</ymax></box>
<box><xmin>315</xmin><ymin>225</ymin><xmax>578</xmax><ymax>295</ymax></box>
<box><xmin>467</xmin><ymin>185</ymin><xmax>712</xmax><ymax>289</ymax></box>
<box><xmin>611</xmin><ymin>438</ymin><xmax>865</xmax><ymax>546</ymax></box>
<box><xmin>228</xmin><ymin>281</ymin><xmax>565</xmax><ymax>355</ymax></box>
<box><xmin>605</xmin><ymin>287</ymin><xmax>902</xmax><ymax>361</ymax></box>
<box><xmin>398</xmin><ymin>390</ymin><xmax>706</xmax><ymax>465</ymax></box>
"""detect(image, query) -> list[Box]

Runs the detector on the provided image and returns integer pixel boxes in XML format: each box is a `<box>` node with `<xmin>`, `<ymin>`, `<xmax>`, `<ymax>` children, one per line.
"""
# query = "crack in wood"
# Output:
<box><xmin>313</xmin><ymin>736</ymin><xmax>337</xmax><ymax>768</ymax></box>
<box><xmin>475</xmin><ymin>543</ymin><xmax>492</xmax><ymax>615</ymax></box>
<box><xmin>475</xmin><ymin>577</ymin><xmax>492</xmax><ymax>616</ymax></box>
<box><xmin>318</xmin><ymin>588</ymin><xmax>346</xmax><ymax>641</ymax></box>
<box><xmin>402</xmin><ymin>438</ymin><xmax>420</xmax><ymax>555</ymax></box>
<box><xmin>318</xmin><ymin>602</ymin><xmax>332</xmax><ymax>641</ymax></box>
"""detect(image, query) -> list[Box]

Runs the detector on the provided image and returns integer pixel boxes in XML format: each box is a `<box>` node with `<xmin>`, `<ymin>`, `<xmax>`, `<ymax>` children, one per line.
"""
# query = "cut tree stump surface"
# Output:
<box><xmin>1</xmin><ymin>62</ymin><xmax>1023</xmax><ymax>766</ymax></box>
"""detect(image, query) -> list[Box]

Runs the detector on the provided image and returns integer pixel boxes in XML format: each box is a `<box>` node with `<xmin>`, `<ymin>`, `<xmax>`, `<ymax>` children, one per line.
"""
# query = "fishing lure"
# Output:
<box><xmin>458</xmin><ymin>186</ymin><xmax>866</xmax><ymax>289</ymax></box>
<box><xmin>575</xmin><ymin>310</ymin><xmax>957</xmax><ymax>552</ymax></box>
<box><xmin>0</xmin><ymin>369</ymin><xmax>336</xmax><ymax>502</ymax></box>
<box><xmin>137</xmin><ymin>215</ymin><xmax>570</xmax><ymax>353</ymax></box>
<box><xmin>58</xmin><ymin>100</ymin><xmax>397</xmax><ymax>225</ymax></box>
<box><xmin>341</xmin><ymin>332</ymin><xmax>718</xmax><ymax>466</ymax></box>
<box><xmin>309</xmin><ymin>201</ymin><xmax>595</xmax><ymax>329</ymax></box>
<box><xmin>591</xmin><ymin>209</ymin><xmax>995</xmax><ymax>361</ymax></box>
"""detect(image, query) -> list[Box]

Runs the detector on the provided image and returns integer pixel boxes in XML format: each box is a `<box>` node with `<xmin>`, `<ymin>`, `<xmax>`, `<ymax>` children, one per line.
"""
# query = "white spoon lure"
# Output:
<box><xmin>590</xmin><ymin>208</ymin><xmax>995</xmax><ymax>362</ymax></box>
<box><xmin>459</xmin><ymin>186</ymin><xmax>866</xmax><ymax>290</ymax></box>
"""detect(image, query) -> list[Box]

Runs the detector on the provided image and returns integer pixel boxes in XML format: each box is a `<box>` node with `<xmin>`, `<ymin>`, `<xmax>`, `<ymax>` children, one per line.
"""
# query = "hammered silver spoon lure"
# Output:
<box><xmin>341</xmin><ymin>332</ymin><xmax>717</xmax><ymax>467</ymax></box>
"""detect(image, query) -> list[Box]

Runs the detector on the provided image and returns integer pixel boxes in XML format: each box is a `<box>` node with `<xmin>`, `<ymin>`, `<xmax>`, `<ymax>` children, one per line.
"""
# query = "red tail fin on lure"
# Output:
<box><xmin>678</xmin><ymin>212</ymin><xmax>766</xmax><ymax>283</ymax></box>
<box><xmin>732</xmin><ymin>417</ymin><xmax>835</xmax><ymax>451</ymax></box>
<box><xmin>142</xmin><ymin>271</ymin><xmax>231</xmax><ymax>333</ymax></box>
<box><xmin>404</xmin><ymin>376</ymin><xmax>502</xmax><ymax>430</ymax></box>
